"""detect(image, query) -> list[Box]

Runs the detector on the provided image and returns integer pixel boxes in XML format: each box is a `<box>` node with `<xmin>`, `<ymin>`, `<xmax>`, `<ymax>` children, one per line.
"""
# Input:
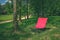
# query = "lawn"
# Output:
<box><xmin>0</xmin><ymin>15</ymin><xmax>13</xmax><ymax>22</ymax></box>
<box><xmin>0</xmin><ymin>16</ymin><xmax>60</xmax><ymax>40</ymax></box>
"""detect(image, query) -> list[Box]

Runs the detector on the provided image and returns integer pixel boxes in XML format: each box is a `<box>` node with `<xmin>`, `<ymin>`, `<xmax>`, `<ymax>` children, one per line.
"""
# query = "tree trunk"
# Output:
<box><xmin>40</xmin><ymin>0</ymin><xmax>44</xmax><ymax>17</ymax></box>
<box><xmin>27</xmin><ymin>0</ymin><xmax>29</xmax><ymax>19</ymax></box>
<box><xmin>13</xmin><ymin>0</ymin><xmax>18</xmax><ymax>32</ymax></box>
<box><xmin>19</xmin><ymin>10</ymin><xmax>22</xmax><ymax>22</ymax></box>
<box><xmin>19</xmin><ymin>0</ymin><xmax>22</xmax><ymax>22</ymax></box>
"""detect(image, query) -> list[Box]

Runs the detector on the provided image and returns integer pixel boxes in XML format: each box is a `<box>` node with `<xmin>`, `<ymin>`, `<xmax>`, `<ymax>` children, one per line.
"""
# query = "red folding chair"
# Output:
<box><xmin>31</xmin><ymin>17</ymin><xmax>48</xmax><ymax>32</ymax></box>
<box><xmin>35</xmin><ymin>17</ymin><xmax>48</xmax><ymax>29</ymax></box>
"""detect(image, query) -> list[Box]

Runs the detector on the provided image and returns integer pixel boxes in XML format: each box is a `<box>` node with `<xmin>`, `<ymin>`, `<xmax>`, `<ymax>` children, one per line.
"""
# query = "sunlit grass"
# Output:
<box><xmin>0</xmin><ymin>16</ymin><xmax>60</xmax><ymax>40</ymax></box>
<box><xmin>0</xmin><ymin>15</ymin><xmax>13</xmax><ymax>22</ymax></box>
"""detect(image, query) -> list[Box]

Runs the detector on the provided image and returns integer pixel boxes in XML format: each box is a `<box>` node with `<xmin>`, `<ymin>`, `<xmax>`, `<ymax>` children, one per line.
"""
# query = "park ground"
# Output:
<box><xmin>0</xmin><ymin>15</ymin><xmax>60</xmax><ymax>40</ymax></box>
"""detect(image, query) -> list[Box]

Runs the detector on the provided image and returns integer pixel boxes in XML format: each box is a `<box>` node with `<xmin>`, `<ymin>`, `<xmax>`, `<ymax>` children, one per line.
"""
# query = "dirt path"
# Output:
<box><xmin>0</xmin><ymin>20</ymin><xmax>12</xmax><ymax>24</ymax></box>
<box><xmin>0</xmin><ymin>15</ymin><xmax>31</xmax><ymax>24</ymax></box>
<box><xmin>0</xmin><ymin>18</ymin><xmax>24</xmax><ymax>24</ymax></box>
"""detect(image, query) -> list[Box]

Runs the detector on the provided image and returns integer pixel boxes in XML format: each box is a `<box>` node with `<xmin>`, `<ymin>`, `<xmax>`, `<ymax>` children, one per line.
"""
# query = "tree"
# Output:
<box><xmin>0</xmin><ymin>4</ymin><xmax>5</xmax><ymax>15</ymax></box>
<box><xmin>0</xmin><ymin>4</ymin><xmax>2</xmax><ymax>15</ymax></box>
<box><xmin>13</xmin><ymin>0</ymin><xmax>19</xmax><ymax>32</ymax></box>
<box><xmin>26</xmin><ymin>0</ymin><xmax>29</xmax><ymax>19</ymax></box>
<box><xmin>17</xmin><ymin>0</ymin><xmax>22</xmax><ymax>21</ymax></box>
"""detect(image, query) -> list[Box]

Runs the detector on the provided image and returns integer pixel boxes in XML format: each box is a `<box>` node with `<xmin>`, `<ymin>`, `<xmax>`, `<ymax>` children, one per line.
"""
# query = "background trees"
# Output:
<box><xmin>0</xmin><ymin>4</ymin><xmax>3</xmax><ymax>14</ymax></box>
<box><xmin>0</xmin><ymin>0</ymin><xmax>60</xmax><ymax>16</ymax></box>
<box><xmin>30</xmin><ymin>0</ymin><xmax>60</xmax><ymax>17</ymax></box>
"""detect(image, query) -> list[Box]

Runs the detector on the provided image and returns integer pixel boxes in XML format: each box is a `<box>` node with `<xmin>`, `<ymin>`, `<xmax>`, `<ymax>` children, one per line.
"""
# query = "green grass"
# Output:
<box><xmin>0</xmin><ymin>16</ymin><xmax>60</xmax><ymax>40</ymax></box>
<box><xmin>0</xmin><ymin>15</ymin><xmax>13</xmax><ymax>22</ymax></box>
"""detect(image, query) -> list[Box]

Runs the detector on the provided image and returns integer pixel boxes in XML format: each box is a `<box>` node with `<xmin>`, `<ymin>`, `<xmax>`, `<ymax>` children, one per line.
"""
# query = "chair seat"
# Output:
<box><xmin>35</xmin><ymin>17</ymin><xmax>48</xmax><ymax>29</ymax></box>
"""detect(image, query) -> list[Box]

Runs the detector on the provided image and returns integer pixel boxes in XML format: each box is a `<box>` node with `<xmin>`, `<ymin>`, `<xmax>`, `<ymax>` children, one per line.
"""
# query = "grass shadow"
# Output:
<box><xmin>31</xmin><ymin>28</ymin><xmax>51</xmax><ymax>33</ymax></box>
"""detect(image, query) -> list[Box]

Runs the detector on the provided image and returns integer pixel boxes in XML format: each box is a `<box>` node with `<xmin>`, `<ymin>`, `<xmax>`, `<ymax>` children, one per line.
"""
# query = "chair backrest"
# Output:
<box><xmin>35</xmin><ymin>17</ymin><xmax>48</xmax><ymax>29</ymax></box>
